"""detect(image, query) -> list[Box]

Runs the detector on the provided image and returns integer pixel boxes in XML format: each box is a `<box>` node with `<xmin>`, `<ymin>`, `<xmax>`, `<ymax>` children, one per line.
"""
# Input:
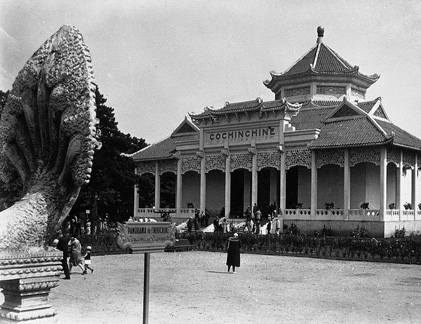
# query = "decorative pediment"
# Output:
<box><xmin>325</xmin><ymin>99</ymin><xmax>365</xmax><ymax>122</ymax></box>
<box><xmin>171</xmin><ymin>117</ymin><xmax>199</xmax><ymax>136</ymax></box>
<box><xmin>330</xmin><ymin>104</ymin><xmax>361</xmax><ymax>119</ymax></box>
<box><xmin>372</xmin><ymin>106</ymin><xmax>388</xmax><ymax>119</ymax></box>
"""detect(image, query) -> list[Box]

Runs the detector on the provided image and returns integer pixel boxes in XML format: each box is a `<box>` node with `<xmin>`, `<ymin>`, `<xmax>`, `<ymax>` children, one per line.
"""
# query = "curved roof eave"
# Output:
<box><xmin>309</xmin><ymin>139</ymin><xmax>393</xmax><ymax>150</ymax></box>
<box><xmin>264</xmin><ymin>69</ymin><xmax>379</xmax><ymax>89</ymax></box>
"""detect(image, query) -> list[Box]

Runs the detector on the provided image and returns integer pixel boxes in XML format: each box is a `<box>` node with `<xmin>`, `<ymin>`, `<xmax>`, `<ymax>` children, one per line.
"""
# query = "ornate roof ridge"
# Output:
<box><xmin>300</xmin><ymin>99</ymin><xmax>342</xmax><ymax>108</ymax></box>
<box><xmin>189</xmin><ymin>97</ymin><xmax>301</xmax><ymax>120</ymax></box>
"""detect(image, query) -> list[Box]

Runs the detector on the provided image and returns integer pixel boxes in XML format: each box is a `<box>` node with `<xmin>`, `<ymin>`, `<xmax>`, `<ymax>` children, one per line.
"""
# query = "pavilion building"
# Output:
<box><xmin>130</xmin><ymin>27</ymin><xmax>421</xmax><ymax>237</ymax></box>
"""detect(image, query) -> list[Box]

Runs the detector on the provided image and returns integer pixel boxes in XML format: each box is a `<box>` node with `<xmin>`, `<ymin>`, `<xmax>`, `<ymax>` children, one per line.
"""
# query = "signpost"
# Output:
<box><xmin>116</xmin><ymin>221</ymin><xmax>175</xmax><ymax>324</ymax></box>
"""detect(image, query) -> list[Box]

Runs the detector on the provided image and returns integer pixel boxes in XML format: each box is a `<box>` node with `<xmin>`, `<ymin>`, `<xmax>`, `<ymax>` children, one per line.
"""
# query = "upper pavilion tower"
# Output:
<box><xmin>264</xmin><ymin>26</ymin><xmax>380</xmax><ymax>104</ymax></box>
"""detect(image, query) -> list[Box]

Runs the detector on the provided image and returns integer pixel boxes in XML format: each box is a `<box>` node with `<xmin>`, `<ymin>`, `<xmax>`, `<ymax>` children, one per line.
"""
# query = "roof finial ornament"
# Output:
<box><xmin>317</xmin><ymin>26</ymin><xmax>324</xmax><ymax>44</ymax></box>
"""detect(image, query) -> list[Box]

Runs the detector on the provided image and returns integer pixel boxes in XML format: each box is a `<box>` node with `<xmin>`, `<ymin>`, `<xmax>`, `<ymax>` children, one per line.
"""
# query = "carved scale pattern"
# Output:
<box><xmin>0</xmin><ymin>25</ymin><xmax>99</xmax><ymax>250</ymax></box>
<box><xmin>349</xmin><ymin>147</ymin><xmax>380</xmax><ymax>167</ymax></box>
<box><xmin>181</xmin><ymin>156</ymin><xmax>201</xmax><ymax>174</ymax></box>
<box><xmin>316</xmin><ymin>149</ymin><xmax>344</xmax><ymax>168</ymax></box>
<box><xmin>230</xmin><ymin>153</ymin><xmax>252</xmax><ymax>172</ymax></box>
<box><xmin>136</xmin><ymin>161</ymin><xmax>156</xmax><ymax>175</ymax></box>
<box><xmin>257</xmin><ymin>151</ymin><xmax>282</xmax><ymax>171</ymax></box>
<box><xmin>285</xmin><ymin>149</ymin><xmax>312</xmax><ymax>170</ymax></box>
<box><xmin>387</xmin><ymin>147</ymin><xmax>401</xmax><ymax>166</ymax></box>
<box><xmin>159</xmin><ymin>159</ymin><xmax>177</xmax><ymax>175</ymax></box>
<box><xmin>205</xmin><ymin>155</ymin><xmax>226</xmax><ymax>173</ymax></box>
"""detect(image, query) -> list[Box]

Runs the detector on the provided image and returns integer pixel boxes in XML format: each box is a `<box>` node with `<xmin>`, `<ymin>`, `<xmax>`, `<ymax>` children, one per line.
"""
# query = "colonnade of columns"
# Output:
<box><xmin>134</xmin><ymin>147</ymin><xmax>419</xmax><ymax>220</ymax></box>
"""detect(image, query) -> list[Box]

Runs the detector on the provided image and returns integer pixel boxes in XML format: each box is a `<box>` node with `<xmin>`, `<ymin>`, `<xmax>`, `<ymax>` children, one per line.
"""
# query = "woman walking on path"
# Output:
<box><xmin>226</xmin><ymin>233</ymin><xmax>241</xmax><ymax>273</ymax></box>
<box><xmin>69</xmin><ymin>235</ymin><xmax>85</xmax><ymax>274</ymax></box>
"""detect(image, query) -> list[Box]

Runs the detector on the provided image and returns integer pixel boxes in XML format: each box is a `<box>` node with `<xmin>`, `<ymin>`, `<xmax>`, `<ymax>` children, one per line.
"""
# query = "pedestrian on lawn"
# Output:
<box><xmin>226</xmin><ymin>232</ymin><xmax>241</xmax><ymax>273</ymax></box>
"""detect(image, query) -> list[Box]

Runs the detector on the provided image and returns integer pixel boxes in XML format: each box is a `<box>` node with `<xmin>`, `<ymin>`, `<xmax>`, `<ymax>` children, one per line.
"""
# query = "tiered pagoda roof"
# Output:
<box><xmin>264</xmin><ymin>26</ymin><xmax>380</xmax><ymax>96</ymax></box>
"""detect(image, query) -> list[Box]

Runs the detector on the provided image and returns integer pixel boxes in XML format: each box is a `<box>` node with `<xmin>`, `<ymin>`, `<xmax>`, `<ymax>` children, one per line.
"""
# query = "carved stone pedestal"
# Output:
<box><xmin>0</xmin><ymin>251</ymin><xmax>62</xmax><ymax>323</ymax></box>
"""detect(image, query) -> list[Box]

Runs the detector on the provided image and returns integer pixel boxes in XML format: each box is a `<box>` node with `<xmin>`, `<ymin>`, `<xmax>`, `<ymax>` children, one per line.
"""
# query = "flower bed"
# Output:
<box><xmin>178</xmin><ymin>232</ymin><xmax>421</xmax><ymax>265</ymax></box>
<box><xmin>78</xmin><ymin>232</ymin><xmax>128</xmax><ymax>255</ymax></box>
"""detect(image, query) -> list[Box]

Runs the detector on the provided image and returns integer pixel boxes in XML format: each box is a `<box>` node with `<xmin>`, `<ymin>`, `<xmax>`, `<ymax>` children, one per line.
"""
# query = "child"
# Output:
<box><xmin>83</xmin><ymin>246</ymin><xmax>94</xmax><ymax>274</ymax></box>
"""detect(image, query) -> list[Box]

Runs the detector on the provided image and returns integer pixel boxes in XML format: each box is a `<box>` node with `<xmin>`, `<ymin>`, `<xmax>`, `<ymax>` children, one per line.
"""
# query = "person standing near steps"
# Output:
<box><xmin>226</xmin><ymin>233</ymin><xmax>241</xmax><ymax>273</ymax></box>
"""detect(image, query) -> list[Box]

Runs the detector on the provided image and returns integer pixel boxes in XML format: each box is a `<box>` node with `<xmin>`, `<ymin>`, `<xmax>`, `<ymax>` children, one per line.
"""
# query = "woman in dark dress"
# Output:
<box><xmin>226</xmin><ymin>233</ymin><xmax>241</xmax><ymax>273</ymax></box>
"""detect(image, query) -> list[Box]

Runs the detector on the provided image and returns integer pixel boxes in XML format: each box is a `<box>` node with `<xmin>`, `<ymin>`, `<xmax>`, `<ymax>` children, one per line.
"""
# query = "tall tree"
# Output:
<box><xmin>70</xmin><ymin>86</ymin><xmax>147</xmax><ymax>227</ymax></box>
<box><xmin>0</xmin><ymin>90</ymin><xmax>22</xmax><ymax>211</ymax></box>
<box><xmin>0</xmin><ymin>87</ymin><xmax>147</xmax><ymax>224</ymax></box>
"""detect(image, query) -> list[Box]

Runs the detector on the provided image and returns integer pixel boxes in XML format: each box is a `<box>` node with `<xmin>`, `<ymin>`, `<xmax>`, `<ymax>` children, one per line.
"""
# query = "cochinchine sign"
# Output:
<box><xmin>206</xmin><ymin>126</ymin><xmax>279</xmax><ymax>144</ymax></box>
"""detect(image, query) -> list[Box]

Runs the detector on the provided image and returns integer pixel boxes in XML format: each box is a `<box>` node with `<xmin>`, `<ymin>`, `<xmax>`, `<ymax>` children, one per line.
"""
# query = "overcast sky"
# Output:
<box><xmin>1</xmin><ymin>0</ymin><xmax>421</xmax><ymax>145</ymax></box>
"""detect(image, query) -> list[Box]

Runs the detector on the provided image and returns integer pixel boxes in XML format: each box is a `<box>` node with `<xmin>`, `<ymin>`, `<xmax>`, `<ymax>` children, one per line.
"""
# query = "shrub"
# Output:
<box><xmin>394</xmin><ymin>227</ymin><xmax>406</xmax><ymax>238</ymax></box>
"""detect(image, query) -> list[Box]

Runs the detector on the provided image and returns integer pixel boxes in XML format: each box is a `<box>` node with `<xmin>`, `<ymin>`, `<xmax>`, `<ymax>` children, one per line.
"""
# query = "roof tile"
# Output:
<box><xmin>308</xmin><ymin>118</ymin><xmax>387</xmax><ymax>148</ymax></box>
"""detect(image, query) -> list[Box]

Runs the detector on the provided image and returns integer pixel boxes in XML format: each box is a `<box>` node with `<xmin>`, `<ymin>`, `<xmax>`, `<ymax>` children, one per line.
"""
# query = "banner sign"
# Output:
<box><xmin>116</xmin><ymin>222</ymin><xmax>175</xmax><ymax>253</ymax></box>
<box><xmin>206</xmin><ymin>126</ymin><xmax>278</xmax><ymax>144</ymax></box>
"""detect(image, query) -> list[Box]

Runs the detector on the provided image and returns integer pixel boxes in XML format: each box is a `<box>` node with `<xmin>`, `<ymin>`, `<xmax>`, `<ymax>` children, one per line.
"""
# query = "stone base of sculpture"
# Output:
<box><xmin>0</xmin><ymin>251</ymin><xmax>62</xmax><ymax>323</ymax></box>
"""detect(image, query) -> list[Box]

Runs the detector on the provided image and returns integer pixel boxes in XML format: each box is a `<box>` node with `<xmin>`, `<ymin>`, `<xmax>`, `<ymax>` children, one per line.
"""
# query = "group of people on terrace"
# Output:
<box><xmin>243</xmin><ymin>203</ymin><xmax>282</xmax><ymax>235</ymax></box>
<box><xmin>183</xmin><ymin>202</ymin><xmax>283</xmax><ymax>235</ymax></box>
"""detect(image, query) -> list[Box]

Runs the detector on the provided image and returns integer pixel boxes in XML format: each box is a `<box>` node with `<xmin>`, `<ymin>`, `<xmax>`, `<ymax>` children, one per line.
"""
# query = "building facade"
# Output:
<box><xmin>131</xmin><ymin>27</ymin><xmax>421</xmax><ymax>237</ymax></box>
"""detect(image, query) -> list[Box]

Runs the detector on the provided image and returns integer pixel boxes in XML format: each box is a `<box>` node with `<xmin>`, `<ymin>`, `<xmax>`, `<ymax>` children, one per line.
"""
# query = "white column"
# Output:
<box><xmin>199</xmin><ymin>153</ymin><xmax>206</xmax><ymax>213</ymax></box>
<box><xmin>344</xmin><ymin>149</ymin><xmax>350</xmax><ymax>219</ymax></box>
<box><xmin>397</xmin><ymin>151</ymin><xmax>403</xmax><ymax>220</ymax></box>
<box><xmin>278</xmin><ymin>120</ymin><xmax>286</xmax><ymax>214</ymax></box>
<box><xmin>380</xmin><ymin>147</ymin><xmax>387</xmax><ymax>221</ymax></box>
<box><xmin>154</xmin><ymin>161</ymin><xmax>160</xmax><ymax>209</ymax></box>
<box><xmin>199</xmin><ymin>129</ymin><xmax>206</xmax><ymax>214</ymax></box>
<box><xmin>311</xmin><ymin>151</ymin><xmax>317</xmax><ymax>218</ymax></box>
<box><xmin>176</xmin><ymin>158</ymin><xmax>182</xmax><ymax>215</ymax></box>
<box><xmin>279</xmin><ymin>151</ymin><xmax>286</xmax><ymax>213</ymax></box>
<box><xmin>223</xmin><ymin>149</ymin><xmax>231</xmax><ymax>218</ymax></box>
<box><xmin>412</xmin><ymin>153</ymin><xmax>418</xmax><ymax>214</ymax></box>
<box><xmin>133</xmin><ymin>167</ymin><xmax>138</xmax><ymax>217</ymax></box>
<box><xmin>249</xmin><ymin>147</ymin><xmax>258</xmax><ymax>211</ymax></box>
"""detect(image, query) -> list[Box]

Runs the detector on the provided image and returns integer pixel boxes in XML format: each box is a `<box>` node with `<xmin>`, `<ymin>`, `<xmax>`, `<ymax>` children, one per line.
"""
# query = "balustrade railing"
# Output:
<box><xmin>135</xmin><ymin>207</ymin><xmax>195</xmax><ymax>220</ymax></box>
<box><xmin>284</xmin><ymin>208</ymin><xmax>381</xmax><ymax>221</ymax></box>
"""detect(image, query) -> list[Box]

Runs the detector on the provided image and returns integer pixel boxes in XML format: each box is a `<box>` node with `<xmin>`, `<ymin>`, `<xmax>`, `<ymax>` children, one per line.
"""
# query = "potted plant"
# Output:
<box><xmin>418</xmin><ymin>203</ymin><xmax>421</xmax><ymax>210</ymax></box>
<box><xmin>325</xmin><ymin>202</ymin><xmax>334</xmax><ymax>210</ymax></box>
<box><xmin>294</xmin><ymin>202</ymin><xmax>303</xmax><ymax>209</ymax></box>
<box><xmin>360</xmin><ymin>202</ymin><xmax>369</xmax><ymax>209</ymax></box>
<box><xmin>389</xmin><ymin>203</ymin><xmax>396</xmax><ymax>210</ymax></box>
<box><xmin>404</xmin><ymin>202</ymin><xmax>412</xmax><ymax>210</ymax></box>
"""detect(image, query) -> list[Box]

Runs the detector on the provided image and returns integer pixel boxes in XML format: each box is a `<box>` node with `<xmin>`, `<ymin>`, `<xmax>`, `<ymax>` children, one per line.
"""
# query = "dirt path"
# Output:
<box><xmin>3</xmin><ymin>251</ymin><xmax>421</xmax><ymax>323</ymax></box>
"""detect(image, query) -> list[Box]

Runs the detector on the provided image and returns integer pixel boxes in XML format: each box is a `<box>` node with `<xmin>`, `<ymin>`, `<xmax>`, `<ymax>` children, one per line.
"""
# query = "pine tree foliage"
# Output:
<box><xmin>70</xmin><ymin>86</ymin><xmax>147</xmax><ymax>225</ymax></box>
<box><xmin>0</xmin><ymin>90</ymin><xmax>22</xmax><ymax>211</ymax></box>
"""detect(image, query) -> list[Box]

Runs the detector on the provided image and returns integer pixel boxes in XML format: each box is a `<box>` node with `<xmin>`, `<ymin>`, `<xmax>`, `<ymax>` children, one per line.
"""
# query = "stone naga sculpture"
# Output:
<box><xmin>0</xmin><ymin>25</ymin><xmax>99</xmax><ymax>251</ymax></box>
